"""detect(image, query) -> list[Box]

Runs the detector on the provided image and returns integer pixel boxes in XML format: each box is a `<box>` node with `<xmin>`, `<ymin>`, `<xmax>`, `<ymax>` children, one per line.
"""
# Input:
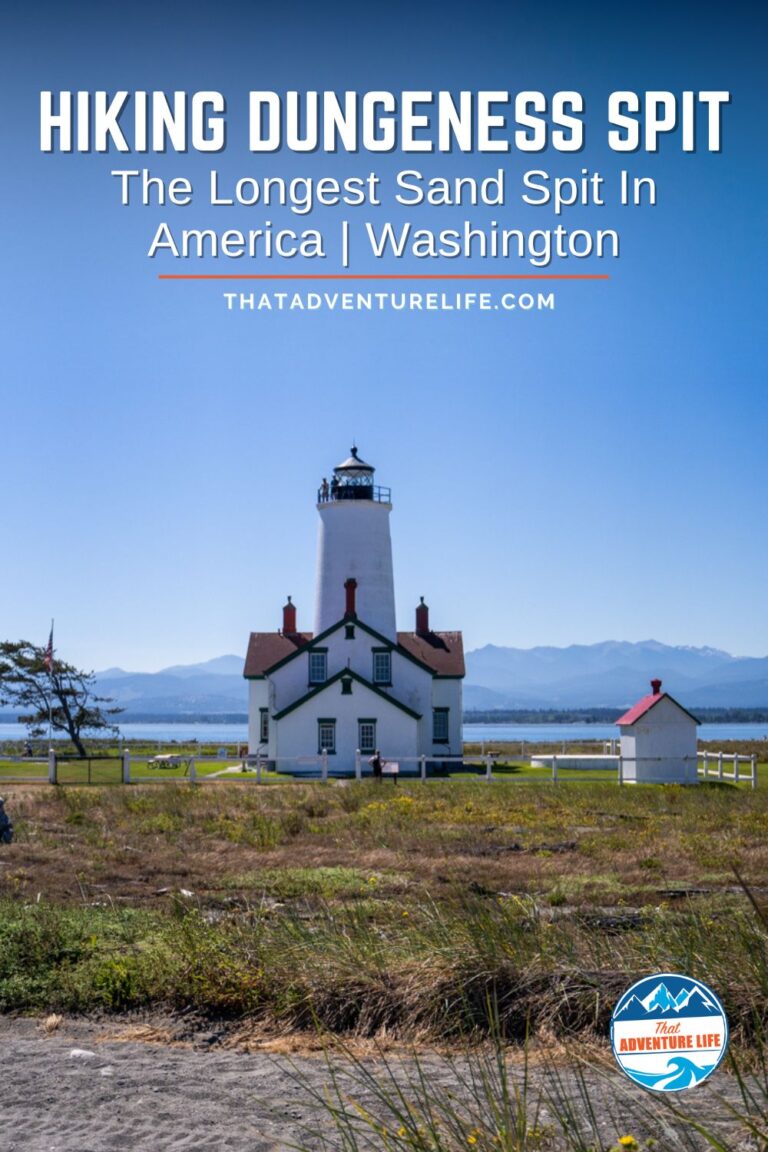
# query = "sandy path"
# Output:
<box><xmin>0</xmin><ymin>1017</ymin><xmax>755</xmax><ymax>1151</ymax></box>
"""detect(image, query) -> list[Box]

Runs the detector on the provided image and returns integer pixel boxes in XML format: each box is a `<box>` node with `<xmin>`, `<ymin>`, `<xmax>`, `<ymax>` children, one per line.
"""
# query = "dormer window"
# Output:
<box><xmin>372</xmin><ymin>649</ymin><xmax>391</xmax><ymax>685</ymax></box>
<box><xmin>309</xmin><ymin>650</ymin><xmax>328</xmax><ymax>684</ymax></box>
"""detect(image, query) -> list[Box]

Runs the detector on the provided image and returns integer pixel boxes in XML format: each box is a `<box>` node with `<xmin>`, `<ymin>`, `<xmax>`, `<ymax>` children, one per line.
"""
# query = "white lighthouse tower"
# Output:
<box><xmin>244</xmin><ymin>446</ymin><xmax>465</xmax><ymax>774</ymax></box>
<box><xmin>314</xmin><ymin>447</ymin><xmax>396</xmax><ymax>639</ymax></box>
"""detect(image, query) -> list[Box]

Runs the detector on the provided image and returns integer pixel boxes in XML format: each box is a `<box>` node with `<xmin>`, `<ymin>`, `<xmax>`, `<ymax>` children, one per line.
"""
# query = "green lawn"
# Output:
<box><xmin>1</xmin><ymin>754</ymin><xmax>765</xmax><ymax>786</ymax></box>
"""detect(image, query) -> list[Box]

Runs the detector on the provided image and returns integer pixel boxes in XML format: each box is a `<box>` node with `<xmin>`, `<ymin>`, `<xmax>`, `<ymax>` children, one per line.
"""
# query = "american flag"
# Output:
<box><xmin>44</xmin><ymin>623</ymin><xmax>54</xmax><ymax>672</ymax></box>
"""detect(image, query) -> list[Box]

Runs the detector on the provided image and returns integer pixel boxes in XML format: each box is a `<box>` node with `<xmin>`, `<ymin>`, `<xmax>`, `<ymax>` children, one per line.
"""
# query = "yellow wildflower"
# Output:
<box><xmin>618</xmin><ymin>1138</ymin><xmax>638</xmax><ymax>1150</ymax></box>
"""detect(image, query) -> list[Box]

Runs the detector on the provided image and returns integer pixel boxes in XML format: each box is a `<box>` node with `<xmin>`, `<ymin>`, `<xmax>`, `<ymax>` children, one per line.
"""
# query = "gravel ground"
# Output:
<box><xmin>0</xmin><ymin>1016</ymin><xmax>760</xmax><ymax>1151</ymax></box>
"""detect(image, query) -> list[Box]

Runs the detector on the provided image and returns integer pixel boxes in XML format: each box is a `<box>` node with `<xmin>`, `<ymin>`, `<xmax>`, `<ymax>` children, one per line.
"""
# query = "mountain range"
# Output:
<box><xmin>68</xmin><ymin>639</ymin><xmax>768</xmax><ymax>717</ymax></box>
<box><xmin>463</xmin><ymin>639</ymin><xmax>768</xmax><ymax>709</ymax></box>
<box><xmin>91</xmin><ymin>655</ymin><xmax>247</xmax><ymax>716</ymax></box>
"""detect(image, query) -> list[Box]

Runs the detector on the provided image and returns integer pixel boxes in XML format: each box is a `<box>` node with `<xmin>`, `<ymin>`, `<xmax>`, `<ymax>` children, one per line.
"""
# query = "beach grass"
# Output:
<box><xmin>0</xmin><ymin>777</ymin><xmax>766</xmax><ymax>1055</ymax></box>
<box><xmin>285</xmin><ymin>1026</ymin><xmax>768</xmax><ymax>1151</ymax></box>
<box><xmin>3</xmin><ymin>774</ymin><xmax>768</xmax><ymax>1147</ymax></box>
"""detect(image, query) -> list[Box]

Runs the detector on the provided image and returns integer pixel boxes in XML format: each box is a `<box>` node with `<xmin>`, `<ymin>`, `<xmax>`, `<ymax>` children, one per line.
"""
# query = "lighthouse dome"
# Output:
<box><xmin>334</xmin><ymin>446</ymin><xmax>375</xmax><ymax>477</ymax></box>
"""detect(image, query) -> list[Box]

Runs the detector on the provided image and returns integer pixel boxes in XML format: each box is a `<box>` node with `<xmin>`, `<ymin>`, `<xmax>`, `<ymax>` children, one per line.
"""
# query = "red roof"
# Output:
<box><xmin>244</xmin><ymin>626</ymin><xmax>464</xmax><ymax>678</ymax></box>
<box><xmin>243</xmin><ymin>632</ymin><xmax>312</xmax><ymax>677</ymax></box>
<box><xmin>397</xmin><ymin>631</ymin><xmax>465</xmax><ymax>677</ymax></box>
<box><xmin>616</xmin><ymin>692</ymin><xmax>699</xmax><ymax>727</ymax></box>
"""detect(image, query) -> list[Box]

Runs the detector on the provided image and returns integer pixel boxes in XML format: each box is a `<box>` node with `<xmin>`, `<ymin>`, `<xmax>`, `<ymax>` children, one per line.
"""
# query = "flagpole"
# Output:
<box><xmin>47</xmin><ymin>619</ymin><xmax>54</xmax><ymax>749</ymax></box>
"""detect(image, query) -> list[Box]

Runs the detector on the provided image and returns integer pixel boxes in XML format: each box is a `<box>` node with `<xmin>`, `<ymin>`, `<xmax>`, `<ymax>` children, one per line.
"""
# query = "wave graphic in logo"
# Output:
<box><xmin>621</xmin><ymin>1057</ymin><xmax>716</xmax><ymax>1091</ymax></box>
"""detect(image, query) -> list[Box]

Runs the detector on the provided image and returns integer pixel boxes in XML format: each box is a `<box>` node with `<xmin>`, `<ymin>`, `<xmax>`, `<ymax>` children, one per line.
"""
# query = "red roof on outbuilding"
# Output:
<box><xmin>615</xmin><ymin>691</ymin><xmax>699</xmax><ymax>727</ymax></box>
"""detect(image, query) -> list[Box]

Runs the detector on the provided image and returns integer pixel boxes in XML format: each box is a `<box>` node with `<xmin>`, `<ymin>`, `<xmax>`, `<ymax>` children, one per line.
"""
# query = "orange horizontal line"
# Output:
<box><xmin>158</xmin><ymin>273</ymin><xmax>608</xmax><ymax>281</ymax></box>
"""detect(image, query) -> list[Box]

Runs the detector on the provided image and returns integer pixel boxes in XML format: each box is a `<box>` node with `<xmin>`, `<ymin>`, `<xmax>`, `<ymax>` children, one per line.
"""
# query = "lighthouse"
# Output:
<box><xmin>315</xmin><ymin>447</ymin><xmax>396</xmax><ymax>639</ymax></box>
<box><xmin>244</xmin><ymin>447</ymin><xmax>465</xmax><ymax>774</ymax></box>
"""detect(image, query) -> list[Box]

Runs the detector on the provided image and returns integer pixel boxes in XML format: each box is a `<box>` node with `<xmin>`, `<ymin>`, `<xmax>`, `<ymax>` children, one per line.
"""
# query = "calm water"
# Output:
<box><xmin>0</xmin><ymin>721</ymin><xmax>766</xmax><ymax>745</ymax></box>
<box><xmin>467</xmin><ymin>722</ymin><xmax>768</xmax><ymax>743</ymax></box>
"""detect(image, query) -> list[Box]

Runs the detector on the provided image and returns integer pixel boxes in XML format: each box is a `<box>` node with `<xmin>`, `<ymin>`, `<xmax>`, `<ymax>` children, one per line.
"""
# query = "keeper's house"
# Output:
<box><xmin>244</xmin><ymin>448</ymin><xmax>464</xmax><ymax>774</ymax></box>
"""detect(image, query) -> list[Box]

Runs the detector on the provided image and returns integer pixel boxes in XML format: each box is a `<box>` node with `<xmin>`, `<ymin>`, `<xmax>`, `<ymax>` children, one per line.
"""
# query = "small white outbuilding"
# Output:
<box><xmin>615</xmin><ymin>679</ymin><xmax>699</xmax><ymax>784</ymax></box>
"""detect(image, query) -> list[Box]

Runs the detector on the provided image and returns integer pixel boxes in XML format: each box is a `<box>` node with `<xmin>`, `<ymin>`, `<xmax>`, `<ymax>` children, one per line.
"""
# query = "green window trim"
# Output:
<box><xmin>433</xmin><ymin>707</ymin><xmax>450</xmax><ymax>744</ymax></box>
<box><xmin>372</xmin><ymin>648</ymin><xmax>392</xmax><ymax>686</ymax></box>
<box><xmin>273</xmin><ymin>669</ymin><xmax>421</xmax><ymax>721</ymax></box>
<box><xmin>358</xmin><ymin>718</ymin><xmax>377</xmax><ymax>754</ymax></box>
<box><xmin>317</xmin><ymin>718</ymin><xmax>337</xmax><ymax>755</ymax></box>
<box><xmin>263</xmin><ymin>616</ymin><xmax>435</xmax><ymax>676</ymax></box>
<box><xmin>308</xmin><ymin>648</ymin><xmax>328</xmax><ymax>686</ymax></box>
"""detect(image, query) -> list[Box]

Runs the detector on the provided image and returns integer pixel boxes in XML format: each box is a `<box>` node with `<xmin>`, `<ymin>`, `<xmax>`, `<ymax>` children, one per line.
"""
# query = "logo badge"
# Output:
<box><xmin>610</xmin><ymin>973</ymin><xmax>728</xmax><ymax>1092</ymax></box>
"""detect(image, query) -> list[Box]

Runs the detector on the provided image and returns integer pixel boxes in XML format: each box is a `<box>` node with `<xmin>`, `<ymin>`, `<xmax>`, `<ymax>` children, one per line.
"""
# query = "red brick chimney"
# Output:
<box><xmin>283</xmin><ymin>596</ymin><xmax>297</xmax><ymax>635</ymax></box>
<box><xmin>651</xmin><ymin>678</ymin><xmax>662</xmax><ymax>695</ymax></box>
<box><xmin>416</xmin><ymin>596</ymin><xmax>430</xmax><ymax>637</ymax></box>
<box><xmin>344</xmin><ymin>578</ymin><xmax>357</xmax><ymax>616</ymax></box>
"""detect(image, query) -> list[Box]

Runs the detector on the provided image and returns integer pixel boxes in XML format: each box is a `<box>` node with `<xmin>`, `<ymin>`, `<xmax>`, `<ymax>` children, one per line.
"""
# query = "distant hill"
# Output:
<box><xmin>156</xmin><ymin>655</ymin><xmax>245</xmax><ymax>679</ymax></box>
<box><xmin>86</xmin><ymin>640</ymin><xmax>768</xmax><ymax>718</ymax></box>
<box><xmin>94</xmin><ymin>655</ymin><xmax>247</xmax><ymax>716</ymax></box>
<box><xmin>464</xmin><ymin>640</ymin><xmax>768</xmax><ymax>709</ymax></box>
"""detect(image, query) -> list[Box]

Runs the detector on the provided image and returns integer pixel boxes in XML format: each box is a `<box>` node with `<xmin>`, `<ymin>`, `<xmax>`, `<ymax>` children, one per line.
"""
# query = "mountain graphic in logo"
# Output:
<box><xmin>615</xmin><ymin>980</ymin><xmax>721</xmax><ymax>1021</ymax></box>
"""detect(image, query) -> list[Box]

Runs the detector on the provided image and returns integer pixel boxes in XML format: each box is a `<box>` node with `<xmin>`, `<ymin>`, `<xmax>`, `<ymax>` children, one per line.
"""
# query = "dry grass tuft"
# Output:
<box><xmin>105</xmin><ymin>1023</ymin><xmax>186</xmax><ymax>1046</ymax></box>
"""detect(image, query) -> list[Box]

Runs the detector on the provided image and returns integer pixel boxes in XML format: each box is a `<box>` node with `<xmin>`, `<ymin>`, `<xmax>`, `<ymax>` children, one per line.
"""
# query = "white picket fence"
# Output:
<box><xmin>114</xmin><ymin>750</ymin><xmax>494</xmax><ymax>784</ymax></box>
<box><xmin>613</xmin><ymin>752</ymin><xmax>757</xmax><ymax>788</ymax></box>
<box><xmin>698</xmin><ymin>750</ymin><xmax>757</xmax><ymax>787</ymax></box>
<box><xmin>235</xmin><ymin>751</ymin><xmax>491</xmax><ymax>783</ymax></box>
<box><xmin>1</xmin><ymin>747</ymin><xmax>759</xmax><ymax>789</ymax></box>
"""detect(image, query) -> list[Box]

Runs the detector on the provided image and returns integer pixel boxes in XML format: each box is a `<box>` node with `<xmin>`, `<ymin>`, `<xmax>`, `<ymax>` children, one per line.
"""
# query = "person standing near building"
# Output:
<box><xmin>369</xmin><ymin>749</ymin><xmax>382</xmax><ymax>783</ymax></box>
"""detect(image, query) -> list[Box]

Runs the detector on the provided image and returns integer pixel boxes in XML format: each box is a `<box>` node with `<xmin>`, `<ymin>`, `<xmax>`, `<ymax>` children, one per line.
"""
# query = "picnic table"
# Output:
<box><xmin>147</xmin><ymin>754</ymin><xmax>190</xmax><ymax>774</ymax></box>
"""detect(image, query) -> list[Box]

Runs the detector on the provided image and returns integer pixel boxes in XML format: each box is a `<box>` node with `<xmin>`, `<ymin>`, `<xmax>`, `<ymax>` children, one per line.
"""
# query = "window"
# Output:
<box><xmin>358</xmin><ymin>719</ymin><xmax>376</xmax><ymax>754</ymax></box>
<box><xmin>433</xmin><ymin>708</ymin><xmax>449</xmax><ymax>743</ymax></box>
<box><xmin>309</xmin><ymin>650</ymin><xmax>327</xmax><ymax>684</ymax></box>
<box><xmin>259</xmin><ymin>708</ymin><xmax>269</xmax><ymax>743</ymax></box>
<box><xmin>341</xmin><ymin>674</ymin><xmax>353</xmax><ymax>695</ymax></box>
<box><xmin>372</xmin><ymin>649</ymin><xmax>391</xmax><ymax>685</ymax></box>
<box><xmin>318</xmin><ymin>719</ymin><xmax>336</xmax><ymax>754</ymax></box>
<box><xmin>345</xmin><ymin>624</ymin><xmax>355</xmax><ymax>640</ymax></box>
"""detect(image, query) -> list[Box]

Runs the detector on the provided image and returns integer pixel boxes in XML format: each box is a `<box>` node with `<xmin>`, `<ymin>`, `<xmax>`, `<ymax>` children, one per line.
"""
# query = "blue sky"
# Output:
<box><xmin>1</xmin><ymin>1</ymin><xmax>766</xmax><ymax>671</ymax></box>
